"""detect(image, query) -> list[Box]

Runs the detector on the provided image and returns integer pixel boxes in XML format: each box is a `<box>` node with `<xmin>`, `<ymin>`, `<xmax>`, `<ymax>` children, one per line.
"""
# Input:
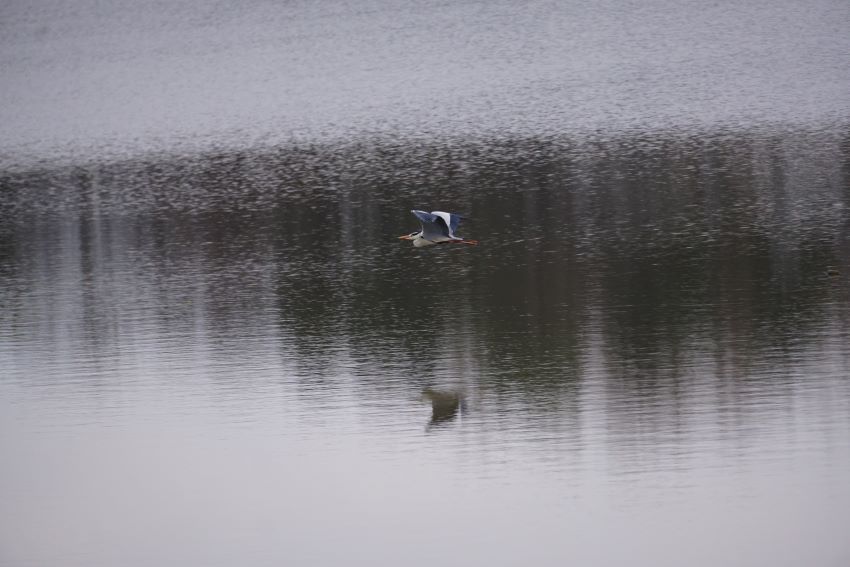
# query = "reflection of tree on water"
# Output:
<box><xmin>2</xmin><ymin>126</ymin><xmax>848</xmax><ymax>409</ymax></box>
<box><xmin>422</xmin><ymin>388</ymin><xmax>465</xmax><ymax>430</ymax></box>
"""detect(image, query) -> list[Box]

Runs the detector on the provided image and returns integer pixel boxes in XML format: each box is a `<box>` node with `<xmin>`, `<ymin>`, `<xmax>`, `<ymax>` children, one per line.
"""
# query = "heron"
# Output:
<box><xmin>398</xmin><ymin>209</ymin><xmax>479</xmax><ymax>247</ymax></box>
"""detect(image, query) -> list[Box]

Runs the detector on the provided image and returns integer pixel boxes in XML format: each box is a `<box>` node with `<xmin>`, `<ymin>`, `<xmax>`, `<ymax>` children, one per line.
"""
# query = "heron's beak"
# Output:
<box><xmin>398</xmin><ymin>234</ymin><xmax>413</xmax><ymax>240</ymax></box>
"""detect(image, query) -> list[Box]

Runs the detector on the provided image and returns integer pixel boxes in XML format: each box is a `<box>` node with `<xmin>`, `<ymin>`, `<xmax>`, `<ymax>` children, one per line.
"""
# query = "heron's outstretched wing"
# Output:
<box><xmin>411</xmin><ymin>209</ymin><xmax>452</xmax><ymax>241</ymax></box>
<box><xmin>431</xmin><ymin>211</ymin><xmax>465</xmax><ymax>239</ymax></box>
<box><xmin>448</xmin><ymin>212</ymin><xmax>463</xmax><ymax>237</ymax></box>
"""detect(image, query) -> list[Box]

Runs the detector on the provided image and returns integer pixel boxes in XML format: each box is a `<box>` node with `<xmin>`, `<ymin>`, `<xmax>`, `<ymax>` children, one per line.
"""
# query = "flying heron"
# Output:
<box><xmin>398</xmin><ymin>210</ymin><xmax>479</xmax><ymax>247</ymax></box>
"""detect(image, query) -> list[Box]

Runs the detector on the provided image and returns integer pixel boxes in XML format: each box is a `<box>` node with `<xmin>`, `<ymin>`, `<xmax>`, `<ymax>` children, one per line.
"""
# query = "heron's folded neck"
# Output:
<box><xmin>413</xmin><ymin>235</ymin><xmax>435</xmax><ymax>247</ymax></box>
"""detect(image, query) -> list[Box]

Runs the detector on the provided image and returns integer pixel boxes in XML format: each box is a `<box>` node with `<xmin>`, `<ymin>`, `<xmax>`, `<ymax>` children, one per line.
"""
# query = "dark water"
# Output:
<box><xmin>3</xmin><ymin>0</ymin><xmax>850</xmax><ymax>565</ymax></box>
<box><xmin>2</xmin><ymin>127</ymin><xmax>850</xmax><ymax>566</ymax></box>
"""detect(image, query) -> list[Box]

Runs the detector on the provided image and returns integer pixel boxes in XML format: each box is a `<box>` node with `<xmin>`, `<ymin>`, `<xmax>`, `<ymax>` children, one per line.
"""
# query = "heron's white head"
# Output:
<box><xmin>398</xmin><ymin>231</ymin><xmax>421</xmax><ymax>241</ymax></box>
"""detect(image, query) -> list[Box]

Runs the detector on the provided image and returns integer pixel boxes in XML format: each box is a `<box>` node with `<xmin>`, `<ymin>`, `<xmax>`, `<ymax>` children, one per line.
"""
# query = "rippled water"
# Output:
<box><xmin>2</xmin><ymin>0</ymin><xmax>850</xmax><ymax>165</ymax></box>
<box><xmin>3</xmin><ymin>127</ymin><xmax>850</xmax><ymax>566</ymax></box>
<box><xmin>3</xmin><ymin>1</ymin><xmax>850</xmax><ymax>566</ymax></box>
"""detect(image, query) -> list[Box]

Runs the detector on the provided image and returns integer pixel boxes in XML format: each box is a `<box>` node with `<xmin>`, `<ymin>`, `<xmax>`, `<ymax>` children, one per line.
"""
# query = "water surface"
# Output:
<box><xmin>2</xmin><ymin>1</ymin><xmax>850</xmax><ymax>566</ymax></box>
<box><xmin>2</xmin><ymin>0</ymin><xmax>849</xmax><ymax>165</ymax></box>
<box><xmin>3</xmin><ymin>127</ymin><xmax>850</xmax><ymax>566</ymax></box>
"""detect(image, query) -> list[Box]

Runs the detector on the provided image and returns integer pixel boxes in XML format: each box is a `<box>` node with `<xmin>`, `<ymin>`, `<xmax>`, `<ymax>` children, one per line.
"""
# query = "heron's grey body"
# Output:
<box><xmin>404</xmin><ymin>210</ymin><xmax>467</xmax><ymax>247</ymax></box>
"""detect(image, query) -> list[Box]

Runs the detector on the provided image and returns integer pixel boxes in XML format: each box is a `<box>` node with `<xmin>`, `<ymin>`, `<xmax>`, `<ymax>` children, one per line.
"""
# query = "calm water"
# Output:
<box><xmin>2</xmin><ymin>1</ymin><xmax>850</xmax><ymax>567</ymax></box>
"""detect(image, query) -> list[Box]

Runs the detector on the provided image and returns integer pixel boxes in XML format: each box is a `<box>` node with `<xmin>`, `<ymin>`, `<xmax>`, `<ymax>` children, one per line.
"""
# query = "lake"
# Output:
<box><xmin>2</xmin><ymin>1</ymin><xmax>850</xmax><ymax>566</ymax></box>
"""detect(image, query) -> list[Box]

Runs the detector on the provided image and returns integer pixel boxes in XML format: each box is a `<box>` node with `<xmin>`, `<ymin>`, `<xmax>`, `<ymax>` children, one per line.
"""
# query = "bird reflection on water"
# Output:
<box><xmin>422</xmin><ymin>388</ymin><xmax>466</xmax><ymax>431</ymax></box>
